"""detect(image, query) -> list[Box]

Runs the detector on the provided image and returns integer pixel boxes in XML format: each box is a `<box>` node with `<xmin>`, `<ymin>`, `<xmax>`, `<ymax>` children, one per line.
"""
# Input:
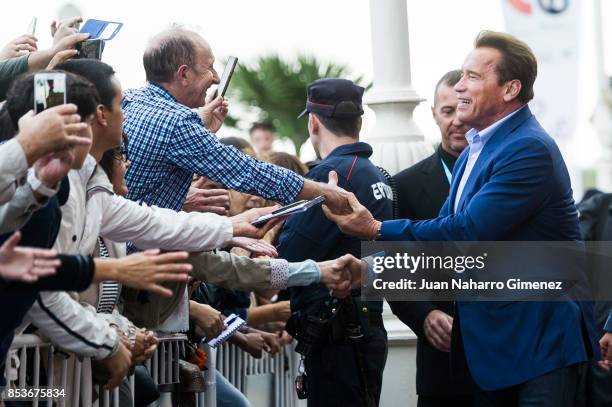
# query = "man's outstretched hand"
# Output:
<box><xmin>0</xmin><ymin>231</ymin><xmax>59</xmax><ymax>283</ymax></box>
<box><xmin>321</xmin><ymin>172</ymin><xmax>381</xmax><ymax>240</ymax></box>
<box><xmin>230</xmin><ymin>237</ymin><xmax>278</xmax><ymax>257</ymax></box>
<box><xmin>230</xmin><ymin>205</ymin><xmax>284</xmax><ymax>239</ymax></box>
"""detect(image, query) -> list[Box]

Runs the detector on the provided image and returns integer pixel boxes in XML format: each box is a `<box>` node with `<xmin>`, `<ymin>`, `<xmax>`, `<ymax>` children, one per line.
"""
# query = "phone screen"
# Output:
<box><xmin>99</xmin><ymin>23</ymin><xmax>121</xmax><ymax>40</ymax></box>
<box><xmin>33</xmin><ymin>73</ymin><xmax>66</xmax><ymax>114</ymax></box>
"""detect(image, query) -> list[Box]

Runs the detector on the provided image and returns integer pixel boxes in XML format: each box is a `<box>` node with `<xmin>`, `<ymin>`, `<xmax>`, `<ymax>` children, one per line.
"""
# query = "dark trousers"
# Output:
<box><xmin>585</xmin><ymin>361</ymin><xmax>612</xmax><ymax>407</ymax></box>
<box><xmin>417</xmin><ymin>394</ymin><xmax>473</xmax><ymax>407</ymax></box>
<box><xmin>473</xmin><ymin>363</ymin><xmax>584</xmax><ymax>407</ymax></box>
<box><xmin>304</xmin><ymin>324</ymin><xmax>387</xmax><ymax>407</ymax></box>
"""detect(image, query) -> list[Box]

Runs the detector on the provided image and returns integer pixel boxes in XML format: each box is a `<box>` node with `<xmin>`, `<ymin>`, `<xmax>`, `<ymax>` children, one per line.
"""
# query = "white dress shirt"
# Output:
<box><xmin>453</xmin><ymin>107</ymin><xmax>524</xmax><ymax>213</ymax></box>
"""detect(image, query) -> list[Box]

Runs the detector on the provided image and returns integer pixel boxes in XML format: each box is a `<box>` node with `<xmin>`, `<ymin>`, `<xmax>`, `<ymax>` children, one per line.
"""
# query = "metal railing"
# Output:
<box><xmin>4</xmin><ymin>334</ymin><xmax>188</xmax><ymax>407</ymax></box>
<box><xmin>215</xmin><ymin>342</ymin><xmax>302</xmax><ymax>407</ymax></box>
<box><xmin>4</xmin><ymin>334</ymin><xmax>301</xmax><ymax>407</ymax></box>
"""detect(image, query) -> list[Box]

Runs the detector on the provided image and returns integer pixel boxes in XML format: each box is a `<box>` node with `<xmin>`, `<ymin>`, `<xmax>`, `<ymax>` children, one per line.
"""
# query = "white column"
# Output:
<box><xmin>594</xmin><ymin>0</ymin><xmax>612</xmax><ymax>191</ymax></box>
<box><xmin>366</xmin><ymin>1</ymin><xmax>422</xmax><ymax>405</ymax></box>
<box><xmin>365</xmin><ymin>0</ymin><xmax>433</xmax><ymax>175</ymax></box>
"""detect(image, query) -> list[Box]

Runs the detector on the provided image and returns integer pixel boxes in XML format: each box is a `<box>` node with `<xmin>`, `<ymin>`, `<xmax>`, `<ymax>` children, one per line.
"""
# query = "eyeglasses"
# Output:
<box><xmin>111</xmin><ymin>145</ymin><xmax>128</xmax><ymax>163</ymax></box>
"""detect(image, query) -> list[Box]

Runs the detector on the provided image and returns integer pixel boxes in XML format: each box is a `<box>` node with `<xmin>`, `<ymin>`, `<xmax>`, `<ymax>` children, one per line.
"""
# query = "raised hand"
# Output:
<box><xmin>321</xmin><ymin>174</ymin><xmax>380</xmax><ymax>240</ymax></box>
<box><xmin>46</xmin><ymin>49</ymin><xmax>78</xmax><ymax>69</ymax></box>
<box><xmin>34</xmin><ymin>150</ymin><xmax>74</xmax><ymax>189</ymax></box>
<box><xmin>99</xmin><ymin>249</ymin><xmax>192</xmax><ymax>297</ymax></box>
<box><xmin>198</xmin><ymin>92</ymin><xmax>229</xmax><ymax>133</ymax></box>
<box><xmin>50</xmin><ymin>17</ymin><xmax>82</xmax><ymax>43</ymax></box>
<box><xmin>182</xmin><ymin>177</ymin><xmax>230</xmax><ymax>215</ymax></box>
<box><xmin>0</xmin><ymin>231</ymin><xmax>60</xmax><ymax>283</ymax></box>
<box><xmin>0</xmin><ymin>34</ymin><xmax>38</xmax><ymax>59</ymax></box>
<box><xmin>230</xmin><ymin>236</ymin><xmax>278</xmax><ymax>257</ymax></box>
<box><xmin>16</xmin><ymin>105</ymin><xmax>89</xmax><ymax>165</ymax></box>
<box><xmin>230</xmin><ymin>205</ymin><xmax>284</xmax><ymax>239</ymax></box>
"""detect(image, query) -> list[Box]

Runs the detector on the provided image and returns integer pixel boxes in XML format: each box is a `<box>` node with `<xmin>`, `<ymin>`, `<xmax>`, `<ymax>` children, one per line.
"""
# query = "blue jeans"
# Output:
<box><xmin>216</xmin><ymin>370</ymin><xmax>250</xmax><ymax>407</ymax></box>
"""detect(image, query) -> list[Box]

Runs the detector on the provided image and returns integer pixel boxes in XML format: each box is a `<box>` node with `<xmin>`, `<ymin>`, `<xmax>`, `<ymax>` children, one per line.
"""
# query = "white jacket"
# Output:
<box><xmin>0</xmin><ymin>139</ymin><xmax>51</xmax><ymax>234</ymax></box>
<box><xmin>25</xmin><ymin>155</ymin><xmax>234</xmax><ymax>358</ymax></box>
<box><xmin>55</xmin><ymin>155</ymin><xmax>233</xmax><ymax>255</ymax></box>
<box><xmin>20</xmin><ymin>292</ymin><xmax>119</xmax><ymax>359</ymax></box>
<box><xmin>0</xmin><ymin>138</ymin><xmax>28</xmax><ymax>205</ymax></box>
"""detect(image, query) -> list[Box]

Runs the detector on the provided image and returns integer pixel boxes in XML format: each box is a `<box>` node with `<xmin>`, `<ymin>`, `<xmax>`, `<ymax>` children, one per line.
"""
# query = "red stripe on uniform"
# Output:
<box><xmin>346</xmin><ymin>156</ymin><xmax>358</xmax><ymax>180</ymax></box>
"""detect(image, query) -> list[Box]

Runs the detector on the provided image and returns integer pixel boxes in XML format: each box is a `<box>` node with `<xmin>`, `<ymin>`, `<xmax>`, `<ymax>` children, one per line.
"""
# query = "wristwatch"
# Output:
<box><xmin>27</xmin><ymin>169</ymin><xmax>59</xmax><ymax>198</ymax></box>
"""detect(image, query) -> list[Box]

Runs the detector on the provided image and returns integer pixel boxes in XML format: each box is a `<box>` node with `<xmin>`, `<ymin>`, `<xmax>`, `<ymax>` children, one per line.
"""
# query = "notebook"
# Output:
<box><xmin>205</xmin><ymin>314</ymin><xmax>246</xmax><ymax>348</ymax></box>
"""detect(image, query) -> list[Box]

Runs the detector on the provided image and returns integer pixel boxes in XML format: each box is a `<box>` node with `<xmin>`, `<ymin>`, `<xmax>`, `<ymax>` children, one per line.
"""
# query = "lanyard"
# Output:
<box><xmin>440</xmin><ymin>158</ymin><xmax>452</xmax><ymax>184</ymax></box>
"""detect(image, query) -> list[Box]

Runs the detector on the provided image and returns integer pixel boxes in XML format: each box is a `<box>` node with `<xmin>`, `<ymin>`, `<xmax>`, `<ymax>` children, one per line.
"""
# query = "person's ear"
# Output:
<box><xmin>503</xmin><ymin>79</ymin><xmax>522</xmax><ymax>102</ymax></box>
<box><xmin>176</xmin><ymin>65</ymin><xmax>190</xmax><ymax>85</ymax></box>
<box><xmin>94</xmin><ymin>104</ymin><xmax>107</xmax><ymax>127</ymax></box>
<box><xmin>309</xmin><ymin>114</ymin><xmax>319</xmax><ymax>135</ymax></box>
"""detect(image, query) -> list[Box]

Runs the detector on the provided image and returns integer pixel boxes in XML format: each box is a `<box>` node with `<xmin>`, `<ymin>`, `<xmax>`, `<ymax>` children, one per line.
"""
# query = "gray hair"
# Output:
<box><xmin>433</xmin><ymin>69</ymin><xmax>462</xmax><ymax>105</ymax></box>
<box><xmin>143</xmin><ymin>28</ymin><xmax>198</xmax><ymax>84</ymax></box>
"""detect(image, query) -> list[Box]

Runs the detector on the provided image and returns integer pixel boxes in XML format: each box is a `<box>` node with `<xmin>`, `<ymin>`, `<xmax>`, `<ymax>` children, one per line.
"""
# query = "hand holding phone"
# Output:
<box><xmin>251</xmin><ymin>196</ymin><xmax>326</xmax><ymax>226</ymax></box>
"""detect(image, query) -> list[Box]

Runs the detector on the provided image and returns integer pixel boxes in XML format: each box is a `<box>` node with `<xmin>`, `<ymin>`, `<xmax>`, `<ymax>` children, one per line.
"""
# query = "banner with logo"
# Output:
<box><xmin>501</xmin><ymin>0</ymin><xmax>580</xmax><ymax>141</ymax></box>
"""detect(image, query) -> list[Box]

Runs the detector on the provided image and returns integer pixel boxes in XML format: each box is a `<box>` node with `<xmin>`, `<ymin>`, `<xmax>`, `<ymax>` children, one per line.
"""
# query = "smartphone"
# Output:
<box><xmin>215</xmin><ymin>56</ymin><xmax>238</xmax><ymax>98</ymax></box>
<box><xmin>33</xmin><ymin>73</ymin><xmax>66</xmax><ymax>114</ymax></box>
<box><xmin>27</xmin><ymin>17</ymin><xmax>37</xmax><ymax>36</ymax></box>
<box><xmin>75</xmin><ymin>39</ymin><xmax>104</xmax><ymax>59</ymax></box>
<box><xmin>80</xmin><ymin>19</ymin><xmax>123</xmax><ymax>40</ymax></box>
<box><xmin>251</xmin><ymin>195</ymin><xmax>326</xmax><ymax>226</ymax></box>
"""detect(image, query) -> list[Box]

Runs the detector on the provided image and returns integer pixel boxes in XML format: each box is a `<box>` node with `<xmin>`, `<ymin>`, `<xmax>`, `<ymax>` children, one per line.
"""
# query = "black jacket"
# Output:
<box><xmin>278</xmin><ymin>142</ymin><xmax>393</xmax><ymax>315</ymax></box>
<box><xmin>389</xmin><ymin>146</ymin><xmax>471</xmax><ymax>397</ymax></box>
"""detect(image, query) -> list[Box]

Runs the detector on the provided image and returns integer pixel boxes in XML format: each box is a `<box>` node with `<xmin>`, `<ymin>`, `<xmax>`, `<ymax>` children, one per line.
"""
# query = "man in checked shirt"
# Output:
<box><xmin>122</xmin><ymin>27</ymin><xmax>350</xmax><ymax>218</ymax></box>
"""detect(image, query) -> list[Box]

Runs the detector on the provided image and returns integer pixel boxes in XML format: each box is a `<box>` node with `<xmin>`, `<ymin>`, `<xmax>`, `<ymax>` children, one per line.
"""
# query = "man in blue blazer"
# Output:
<box><xmin>323</xmin><ymin>30</ymin><xmax>600</xmax><ymax>406</ymax></box>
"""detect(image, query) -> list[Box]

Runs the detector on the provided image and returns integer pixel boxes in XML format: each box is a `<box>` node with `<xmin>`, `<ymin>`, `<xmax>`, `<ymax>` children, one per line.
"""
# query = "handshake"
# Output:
<box><xmin>317</xmin><ymin>254</ymin><xmax>366</xmax><ymax>298</ymax></box>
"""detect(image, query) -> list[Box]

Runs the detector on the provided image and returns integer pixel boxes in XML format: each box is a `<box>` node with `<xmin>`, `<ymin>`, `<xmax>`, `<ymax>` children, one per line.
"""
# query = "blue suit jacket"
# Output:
<box><xmin>381</xmin><ymin>106</ymin><xmax>598</xmax><ymax>390</ymax></box>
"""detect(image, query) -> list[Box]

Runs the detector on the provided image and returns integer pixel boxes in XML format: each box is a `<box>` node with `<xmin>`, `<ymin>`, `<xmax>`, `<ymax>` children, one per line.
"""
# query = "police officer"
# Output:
<box><xmin>278</xmin><ymin>78</ymin><xmax>393</xmax><ymax>407</ymax></box>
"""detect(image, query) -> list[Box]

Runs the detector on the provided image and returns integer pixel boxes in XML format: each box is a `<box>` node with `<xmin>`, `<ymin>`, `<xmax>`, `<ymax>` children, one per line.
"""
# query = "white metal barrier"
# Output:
<box><xmin>4</xmin><ymin>334</ymin><xmax>300</xmax><ymax>407</ymax></box>
<box><xmin>4</xmin><ymin>334</ymin><xmax>188</xmax><ymax>407</ymax></box>
<box><xmin>215</xmin><ymin>342</ymin><xmax>302</xmax><ymax>407</ymax></box>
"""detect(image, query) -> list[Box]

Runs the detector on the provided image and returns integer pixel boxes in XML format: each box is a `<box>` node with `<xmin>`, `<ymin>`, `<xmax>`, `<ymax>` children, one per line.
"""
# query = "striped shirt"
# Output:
<box><xmin>96</xmin><ymin>237</ymin><xmax>121</xmax><ymax>314</ymax></box>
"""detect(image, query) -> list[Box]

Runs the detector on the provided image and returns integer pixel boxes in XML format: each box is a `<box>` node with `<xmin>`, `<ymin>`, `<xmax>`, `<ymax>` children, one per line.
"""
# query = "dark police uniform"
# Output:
<box><xmin>278</xmin><ymin>141</ymin><xmax>393</xmax><ymax>407</ymax></box>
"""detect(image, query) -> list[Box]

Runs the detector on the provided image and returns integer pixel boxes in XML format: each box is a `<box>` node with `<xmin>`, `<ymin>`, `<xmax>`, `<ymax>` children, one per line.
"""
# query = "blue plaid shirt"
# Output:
<box><xmin>122</xmin><ymin>83</ymin><xmax>304</xmax><ymax>212</ymax></box>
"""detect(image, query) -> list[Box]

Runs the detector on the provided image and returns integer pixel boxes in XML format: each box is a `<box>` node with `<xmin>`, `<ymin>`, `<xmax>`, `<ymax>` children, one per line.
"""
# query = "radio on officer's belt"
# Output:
<box><xmin>251</xmin><ymin>195</ymin><xmax>325</xmax><ymax>226</ymax></box>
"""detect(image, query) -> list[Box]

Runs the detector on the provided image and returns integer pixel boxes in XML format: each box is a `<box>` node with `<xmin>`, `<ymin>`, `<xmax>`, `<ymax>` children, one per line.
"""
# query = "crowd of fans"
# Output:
<box><xmin>5</xmin><ymin>15</ymin><xmax>612</xmax><ymax>407</ymax></box>
<box><xmin>0</xmin><ymin>17</ymin><xmax>361</xmax><ymax>407</ymax></box>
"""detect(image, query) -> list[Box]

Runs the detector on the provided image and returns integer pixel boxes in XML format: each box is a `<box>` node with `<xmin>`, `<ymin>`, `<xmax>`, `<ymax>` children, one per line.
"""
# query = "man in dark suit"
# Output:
<box><xmin>390</xmin><ymin>70</ymin><xmax>471</xmax><ymax>407</ymax></box>
<box><xmin>323</xmin><ymin>30</ymin><xmax>601</xmax><ymax>407</ymax></box>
